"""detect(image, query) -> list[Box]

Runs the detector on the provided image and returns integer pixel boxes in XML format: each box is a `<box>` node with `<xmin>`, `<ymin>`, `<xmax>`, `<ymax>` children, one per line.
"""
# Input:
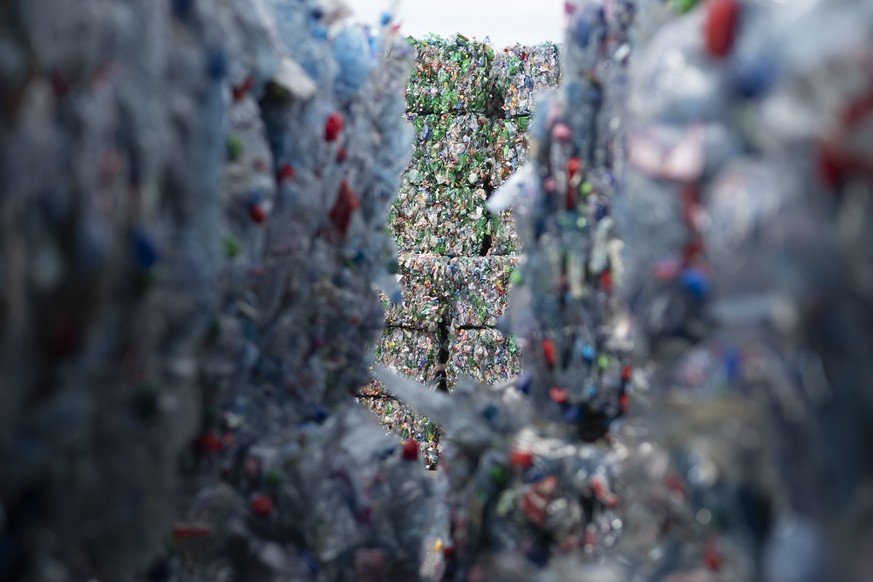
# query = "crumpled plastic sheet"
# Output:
<box><xmin>446</xmin><ymin>329</ymin><xmax>521</xmax><ymax>388</ymax></box>
<box><xmin>445</xmin><ymin>257</ymin><xmax>519</xmax><ymax>328</ymax></box>
<box><xmin>493</xmin><ymin>43</ymin><xmax>561</xmax><ymax>118</ymax></box>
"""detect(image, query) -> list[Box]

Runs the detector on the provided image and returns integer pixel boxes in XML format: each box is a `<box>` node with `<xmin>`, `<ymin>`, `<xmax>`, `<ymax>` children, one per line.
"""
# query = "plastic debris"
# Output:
<box><xmin>0</xmin><ymin>1</ymin><xmax>434</xmax><ymax>580</ymax></box>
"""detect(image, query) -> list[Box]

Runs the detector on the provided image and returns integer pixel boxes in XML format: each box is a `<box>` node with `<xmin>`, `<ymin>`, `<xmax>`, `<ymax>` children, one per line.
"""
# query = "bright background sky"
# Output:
<box><xmin>344</xmin><ymin>0</ymin><xmax>566</xmax><ymax>48</ymax></box>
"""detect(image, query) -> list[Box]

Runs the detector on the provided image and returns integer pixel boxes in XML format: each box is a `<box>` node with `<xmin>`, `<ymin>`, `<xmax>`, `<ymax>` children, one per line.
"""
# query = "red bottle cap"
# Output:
<box><xmin>232</xmin><ymin>77</ymin><xmax>253</xmax><ymax>102</ymax></box>
<box><xmin>278</xmin><ymin>163</ymin><xmax>295</xmax><ymax>181</ymax></box>
<box><xmin>197</xmin><ymin>432</ymin><xmax>223</xmax><ymax>453</ymax></box>
<box><xmin>567</xmin><ymin>157</ymin><xmax>582</xmax><ymax>179</ymax></box>
<box><xmin>549</xmin><ymin>386</ymin><xmax>569</xmax><ymax>404</ymax></box>
<box><xmin>251</xmin><ymin>494</ymin><xmax>275</xmax><ymax>516</ymax></box>
<box><xmin>510</xmin><ymin>449</ymin><xmax>534</xmax><ymax>469</ymax></box>
<box><xmin>705</xmin><ymin>0</ymin><xmax>740</xmax><ymax>58</ymax></box>
<box><xmin>249</xmin><ymin>203</ymin><xmax>267</xmax><ymax>224</ymax></box>
<box><xmin>325</xmin><ymin>112</ymin><xmax>345</xmax><ymax>142</ymax></box>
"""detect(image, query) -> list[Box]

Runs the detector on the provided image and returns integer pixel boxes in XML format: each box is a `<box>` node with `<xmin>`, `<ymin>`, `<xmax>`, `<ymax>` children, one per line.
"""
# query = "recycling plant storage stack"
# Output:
<box><xmin>0</xmin><ymin>1</ymin><xmax>436</xmax><ymax>579</ymax></box>
<box><xmin>361</xmin><ymin>37</ymin><xmax>561</xmax><ymax>465</ymax></box>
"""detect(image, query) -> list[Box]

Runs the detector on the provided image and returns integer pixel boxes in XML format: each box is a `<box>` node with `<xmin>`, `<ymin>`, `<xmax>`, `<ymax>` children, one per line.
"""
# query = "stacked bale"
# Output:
<box><xmin>0</xmin><ymin>1</ymin><xmax>435</xmax><ymax>580</ymax></box>
<box><xmin>363</xmin><ymin>38</ymin><xmax>561</xmax><ymax>465</ymax></box>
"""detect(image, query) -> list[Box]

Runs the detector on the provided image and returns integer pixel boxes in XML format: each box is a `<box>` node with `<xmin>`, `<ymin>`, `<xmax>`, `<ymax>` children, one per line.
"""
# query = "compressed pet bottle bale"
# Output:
<box><xmin>405</xmin><ymin>35</ymin><xmax>503</xmax><ymax>115</ymax></box>
<box><xmin>375</xmin><ymin>327</ymin><xmax>441</xmax><ymax>386</ymax></box>
<box><xmin>360</xmin><ymin>391</ymin><xmax>442</xmax><ymax>467</ymax></box>
<box><xmin>486</xmin><ymin>209</ymin><xmax>523</xmax><ymax>256</ymax></box>
<box><xmin>444</xmin><ymin>256</ymin><xmax>519</xmax><ymax>328</ymax></box>
<box><xmin>705</xmin><ymin>2</ymin><xmax>873</xmax><ymax>576</ymax></box>
<box><xmin>391</xmin><ymin>184</ymin><xmax>489</xmax><ymax>256</ymax></box>
<box><xmin>361</xmin><ymin>326</ymin><xmax>443</xmax><ymax>467</ymax></box>
<box><xmin>616</xmin><ymin>0</ymin><xmax>873</xmax><ymax>580</ymax></box>
<box><xmin>609</xmin><ymin>2</ymin><xmax>781</xmax><ymax>579</ymax></box>
<box><xmin>380</xmin><ymin>254</ymin><xmax>452</xmax><ymax>332</ymax></box>
<box><xmin>182</xmin><ymin>2</ymin><xmax>439</xmax><ymax>577</ymax></box>
<box><xmin>380</xmin><ymin>0</ymin><xmax>642</xmax><ymax>579</ymax></box>
<box><xmin>493</xmin><ymin>43</ymin><xmax>562</xmax><ymax>118</ymax></box>
<box><xmin>0</xmin><ymin>0</ymin><xmax>254</xmax><ymax>577</ymax></box>
<box><xmin>490</xmin><ymin>117</ymin><xmax>531</xmax><ymax>188</ymax></box>
<box><xmin>406</xmin><ymin>112</ymin><xmax>496</xmax><ymax>189</ymax></box>
<box><xmin>446</xmin><ymin>328</ymin><xmax>521</xmax><ymax>388</ymax></box>
<box><xmin>0</xmin><ymin>0</ymin><xmax>441</xmax><ymax>580</ymax></box>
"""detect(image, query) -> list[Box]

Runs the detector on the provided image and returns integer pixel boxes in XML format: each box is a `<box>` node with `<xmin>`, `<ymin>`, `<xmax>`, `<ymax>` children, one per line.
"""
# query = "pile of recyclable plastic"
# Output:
<box><xmin>494</xmin><ymin>43</ymin><xmax>561</xmax><ymax>119</ymax></box>
<box><xmin>0</xmin><ymin>1</ymin><xmax>436</xmax><ymax>580</ymax></box>
<box><xmin>4</xmin><ymin>0</ymin><xmax>873</xmax><ymax>580</ymax></box>
<box><xmin>619</xmin><ymin>0</ymin><xmax>873</xmax><ymax>579</ymax></box>
<box><xmin>378</xmin><ymin>0</ymin><xmax>639</xmax><ymax>577</ymax></box>
<box><xmin>363</xmin><ymin>37</ymin><xmax>559</xmax><ymax>468</ymax></box>
<box><xmin>379</xmin><ymin>0</ymin><xmax>873</xmax><ymax>580</ymax></box>
<box><xmin>405</xmin><ymin>35</ymin><xmax>503</xmax><ymax>116</ymax></box>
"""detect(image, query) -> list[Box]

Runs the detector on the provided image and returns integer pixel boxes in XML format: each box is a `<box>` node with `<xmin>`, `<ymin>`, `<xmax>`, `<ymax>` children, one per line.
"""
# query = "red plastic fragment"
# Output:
<box><xmin>567</xmin><ymin>157</ymin><xmax>582</xmax><ymax>179</ymax></box>
<box><xmin>172</xmin><ymin>523</ymin><xmax>212</xmax><ymax>539</ymax></box>
<box><xmin>328</xmin><ymin>179</ymin><xmax>360</xmax><ymax>236</ymax></box>
<box><xmin>521</xmin><ymin>489</ymin><xmax>548</xmax><ymax>524</ymax></box>
<box><xmin>705</xmin><ymin>0</ymin><xmax>740</xmax><ymax>58</ymax></box>
<box><xmin>402</xmin><ymin>437</ymin><xmax>419</xmax><ymax>461</ymax></box>
<box><xmin>665</xmin><ymin>472</ymin><xmax>687</xmax><ymax>496</ymax></box>
<box><xmin>278</xmin><ymin>163</ymin><xmax>295</xmax><ymax>181</ymax></box>
<box><xmin>619</xmin><ymin>393</ymin><xmax>630</xmax><ymax>415</ymax></box>
<box><xmin>251</xmin><ymin>494</ymin><xmax>275</xmax><ymax>516</ymax></box>
<box><xmin>249</xmin><ymin>203</ymin><xmax>267</xmax><ymax>224</ymax></box>
<box><xmin>590</xmin><ymin>476</ymin><xmax>620</xmax><ymax>507</ymax></box>
<box><xmin>654</xmin><ymin>259</ymin><xmax>682</xmax><ymax>281</ymax></box>
<box><xmin>325</xmin><ymin>112</ymin><xmax>345</xmax><ymax>142</ymax></box>
<box><xmin>842</xmin><ymin>89</ymin><xmax>873</xmax><ymax>128</ymax></box>
<box><xmin>510</xmin><ymin>449</ymin><xmax>534</xmax><ymax>469</ymax></box>
<box><xmin>197</xmin><ymin>432</ymin><xmax>223</xmax><ymax>453</ymax></box>
<box><xmin>232</xmin><ymin>77</ymin><xmax>253</xmax><ymax>101</ymax></box>
<box><xmin>599</xmin><ymin>270</ymin><xmax>613</xmax><ymax>292</ymax></box>
<box><xmin>683</xmin><ymin>238</ymin><xmax>706</xmax><ymax>266</ymax></box>
<box><xmin>552</xmin><ymin>123</ymin><xmax>572</xmax><ymax>143</ymax></box>
<box><xmin>549</xmin><ymin>386</ymin><xmax>569</xmax><ymax>404</ymax></box>
<box><xmin>818</xmin><ymin>141</ymin><xmax>843</xmax><ymax>187</ymax></box>
<box><xmin>705</xmin><ymin>537</ymin><xmax>723</xmax><ymax>571</ymax></box>
<box><xmin>681</xmin><ymin>184</ymin><xmax>701</xmax><ymax>227</ymax></box>
<box><xmin>542</xmin><ymin>339</ymin><xmax>556</xmax><ymax>367</ymax></box>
